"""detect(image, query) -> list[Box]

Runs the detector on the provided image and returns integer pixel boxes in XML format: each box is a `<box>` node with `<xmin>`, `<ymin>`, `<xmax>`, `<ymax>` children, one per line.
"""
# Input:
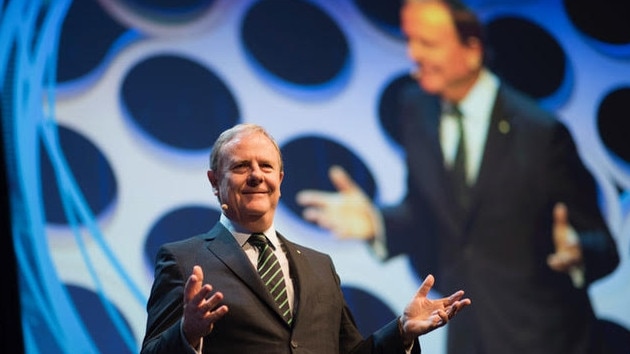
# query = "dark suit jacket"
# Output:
<box><xmin>141</xmin><ymin>222</ymin><xmax>419</xmax><ymax>354</ymax></box>
<box><xmin>381</xmin><ymin>82</ymin><xmax>619</xmax><ymax>354</ymax></box>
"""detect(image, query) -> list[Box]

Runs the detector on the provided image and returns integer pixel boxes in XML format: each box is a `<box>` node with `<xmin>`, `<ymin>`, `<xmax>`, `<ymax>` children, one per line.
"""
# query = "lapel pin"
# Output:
<box><xmin>498</xmin><ymin>120</ymin><xmax>510</xmax><ymax>134</ymax></box>
<box><xmin>296</xmin><ymin>250</ymin><xmax>301</xmax><ymax>255</ymax></box>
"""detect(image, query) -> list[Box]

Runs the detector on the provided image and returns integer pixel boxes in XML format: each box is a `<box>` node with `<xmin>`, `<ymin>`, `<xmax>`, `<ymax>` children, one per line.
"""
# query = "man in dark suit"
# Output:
<box><xmin>296</xmin><ymin>1</ymin><xmax>619</xmax><ymax>353</ymax></box>
<box><xmin>141</xmin><ymin>123</ymin><xmax>471</xmax><ymax>354</ymax></box>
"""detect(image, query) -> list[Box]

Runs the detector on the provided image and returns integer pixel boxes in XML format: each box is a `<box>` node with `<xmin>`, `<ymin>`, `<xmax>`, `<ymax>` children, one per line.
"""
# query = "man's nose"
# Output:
<box><xmin>247</xmin><ymin>166</ymin><xmax>263</xmax><ymax>185</ymax></box>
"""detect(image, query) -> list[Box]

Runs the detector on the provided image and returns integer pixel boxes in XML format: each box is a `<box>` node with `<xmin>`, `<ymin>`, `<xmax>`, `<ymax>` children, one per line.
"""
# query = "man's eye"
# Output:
<box><xmin>232</xmin><ymin>164</ymin><xmax>248</xmax><ymax>172</ymax></box>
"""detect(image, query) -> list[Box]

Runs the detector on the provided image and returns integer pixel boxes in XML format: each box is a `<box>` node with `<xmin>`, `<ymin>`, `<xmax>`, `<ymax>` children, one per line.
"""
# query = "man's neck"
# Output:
<box><xmin>443</xmin><ymin>68</ymin><xmax>482</xmax><ymax>103</ymax></box>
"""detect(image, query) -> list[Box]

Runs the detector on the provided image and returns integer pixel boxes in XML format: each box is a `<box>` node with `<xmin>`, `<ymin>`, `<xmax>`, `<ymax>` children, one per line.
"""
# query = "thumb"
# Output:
<box><xmin>552</xmin><ymin>202</ymin><xmax>573</xmax><ymax>250</ymax></box>
<box><xmin>553</xmin><ymin>202</ymin><xmax>569</xmax><ymax>228</ymax></box>
<box><xmin>329</xmin><ymin>165</ymin><xmax>360</xmax><ymax>193</ymax></box>
<box><xmin>416</xmin><ymin>274</ymin><xmax>435</xmax><ymax>298</ymax></box>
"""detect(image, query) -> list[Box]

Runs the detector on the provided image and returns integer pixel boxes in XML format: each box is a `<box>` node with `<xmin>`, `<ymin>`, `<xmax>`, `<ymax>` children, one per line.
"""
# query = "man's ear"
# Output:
<box><xmin>465</xmin><ymin>37</ymin><xmax>483</xmax><ymax>69</ymax></box>
<box><xmin>207</xmin><ymin>170</ymin><xmax>218</xmax><ymax>195</ymax></box>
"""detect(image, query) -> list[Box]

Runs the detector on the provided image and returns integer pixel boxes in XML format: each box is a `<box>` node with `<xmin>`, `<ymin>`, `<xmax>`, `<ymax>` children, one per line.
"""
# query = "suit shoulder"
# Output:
<box><xmin>157</xmin><ymin>233</ymin><xmax>208</xmax><ymax>256</ymax></box>
<box><xmin>280</xmin><ymin>237</ymin><xmax>332</xmax><ymax>261</ymax></box>
<box><xmin>499</xmin><ymin>84</ymin><xmax>557</xmax><ymax>125</ymax></box>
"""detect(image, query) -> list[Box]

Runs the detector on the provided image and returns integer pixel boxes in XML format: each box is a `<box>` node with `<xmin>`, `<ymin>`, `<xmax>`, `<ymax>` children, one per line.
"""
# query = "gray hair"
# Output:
<box><xmin>209</xmin><ymin>123</ymin><xmax>284</xmax><ymax>173</ymax></box>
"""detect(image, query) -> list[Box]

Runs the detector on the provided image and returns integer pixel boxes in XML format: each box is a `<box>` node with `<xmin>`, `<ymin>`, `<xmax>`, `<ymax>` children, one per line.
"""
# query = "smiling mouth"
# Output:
<box><xmin>243</xmin><ymin>191</ymin><xmax>268</xmax><ymax>195</ymax></box>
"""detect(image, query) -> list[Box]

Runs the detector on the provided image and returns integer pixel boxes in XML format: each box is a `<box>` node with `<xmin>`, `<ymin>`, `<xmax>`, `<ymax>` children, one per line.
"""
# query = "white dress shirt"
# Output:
<box><xmin>440</xmin><ymin>69</ymin><xmax>499</xmax><ymax>185</ymax></box>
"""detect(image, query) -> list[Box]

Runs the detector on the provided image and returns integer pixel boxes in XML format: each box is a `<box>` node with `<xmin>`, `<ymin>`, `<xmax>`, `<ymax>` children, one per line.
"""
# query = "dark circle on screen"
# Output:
<box><xmin>563</xmin><ymin>0</ymin><xmax>630</xmax><ymax>46</ymax></box>
<box><xmin>342</xmin><ymin>285</ymin><xmax>397</xmax><ymax>337</ymax></box>
<box><xmin>57</xmin><ymin>0</ymin><xmax>127</xmax><ymax>83</ymax></box>
<box><xmin>280</xmin><ymin>136</ymin><xmax>377</xmax><ymax>219</ymax></box>
<box><xmin>121</xmin><ymin>55</ymin><xmax>240</xmax><ymax>151</ymax></box>
<box><xmin>485</xmin><ymin>16</ymin><xmax>567</xmax><ymax>101</ymax></box>
<box><xmin>144</xmin><ymin>206</ymin><xmax>220</xmax><ymax>270</ymax></box>
<box><xmin>597</xmin><ymin>86</ymin><xmax>630</xmax><ymax>164</ymax></box>
<box><xmin>116</xmin><ymin>0</ymin><xmax>216</xmax><ymax>23</ymax></box>
<box><xmin>66</xmin><ymin>285</ymin><xmax>134</xmax><ymax>354</ymax></box>
<box><xmin>351</xmin><ymin>0</ymin><xmax>405</xmax><ymax>38</ymax></box>
<box><xmin>240</xmin><ymin>0</ymin><xmax>350</xmax><ymax>86</ymax></box>
<box><xmin>377</xmin><ymin>73</ymin><xmax>418</xmax><ymax>148</ymax></box>
<box><xmin>40</xmin><ymin>125</ymin><xmax>117</xmax><ymax>225</ymax></box>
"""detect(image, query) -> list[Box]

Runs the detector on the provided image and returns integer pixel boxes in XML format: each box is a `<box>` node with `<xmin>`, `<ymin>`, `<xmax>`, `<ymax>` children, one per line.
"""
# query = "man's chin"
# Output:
<box><xmin>242</xmin><ymin>203</ymin><xmax>273</xmax><ymax>216</ymax></box>
<box><xmin>418</xmin><ymin>79</ymin><xmax>442</xmax><ymax>95</ymax></box>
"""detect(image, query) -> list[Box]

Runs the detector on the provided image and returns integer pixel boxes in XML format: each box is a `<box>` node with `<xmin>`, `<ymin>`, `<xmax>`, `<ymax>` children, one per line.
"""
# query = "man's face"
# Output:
<box><xmin>401</xmin><ymin>2</ymin><xmax>480</xmax><ymax>101</ymax></box>
<box><xmin>208</xmin><ymin>131</ymin><xmax>284</xmax><ymax>227</ymax></box>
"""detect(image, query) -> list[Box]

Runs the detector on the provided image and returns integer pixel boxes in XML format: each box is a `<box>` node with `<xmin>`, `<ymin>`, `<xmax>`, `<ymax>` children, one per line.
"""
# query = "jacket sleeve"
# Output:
<box><xmin>141</xmin><ymin>246</ymin><xmax>198</xmax><ymax>354</ymax></box>
<box><xmin>547</xmin><ymin>122</ymin><xmax>619</xmax><ymax>285</ymax></box>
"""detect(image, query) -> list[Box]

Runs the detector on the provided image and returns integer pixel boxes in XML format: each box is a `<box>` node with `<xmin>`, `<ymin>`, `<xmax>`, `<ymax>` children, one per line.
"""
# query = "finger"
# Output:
<box><xmin>553</xmin><ymin>202</ymin><xmax>569</xmax><ymax>229</ymax></box>
<box><xmin>296</xmin><ymin>190</ymin><xmax>335</xmax><ymax>207</ymax></box>
<box><xmin>184</xmin><ymin>266</ymin><xmax>204</xmax><ymax>302</ymax></box>
<box><xmin>302</xmin><ymin>208</ymin><xmax>338</xmax><ymax>231</ymax></box>
<box><xmin>301</xmin><ymin>207</ymin><xmax>323</xmax><ymax>223</ymax></box>
<box><xmin>416</xmin><ymin>274</ymin><xmax>435</xmax><ymax>298</ymax></box>
<box><xmin>547</xmin><ymin>251</ymin><xmax>579</xmax><ymax>271</ymax></box>
<box><xmin>203</xmin><ymin>291</ymin><xmax>225</xmax><ymax>312</ymax></box>
<box><xmin>435</xmin><ymin>309</ymin><xmax>449</xmax><ymax>325</ymax></box>
<box><xmin>450</xmin><ymin>299</ymin><xmax>471</xmax><ymax>314</ymax></box>
<box><xmin>447</xmin><ymin>290</ymin><xmax>465</xmax><ymax>304</ymax></box>
<box><xmin>458</xmin><ymin>298</ymin><xmax>472</xmax><ymax>307</ymax></box>
<box><xmin>329</xmin><ymin>166</ymin><xmax>360</xmax><ymax>193</ymax></box>
<box><xmin>206</xmin><ymin>304</ymin><xmax>229</xmax><ymax>321</ymax></box>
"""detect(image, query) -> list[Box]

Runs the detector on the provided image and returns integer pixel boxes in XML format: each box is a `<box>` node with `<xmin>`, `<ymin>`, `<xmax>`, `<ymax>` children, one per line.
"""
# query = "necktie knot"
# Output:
<box><xmin>443</xmin><ymin>102</ymin><xmax>463</xmax><ymax>119</ymax></box>
<box><xmin>248</xmin><ymin>233</ymin><xmax>269</xmax><ymax>249</ymax></box>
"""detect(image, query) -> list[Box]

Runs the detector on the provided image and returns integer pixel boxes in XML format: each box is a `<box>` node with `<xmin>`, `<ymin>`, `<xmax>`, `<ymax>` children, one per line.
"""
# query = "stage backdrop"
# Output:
<box><xmin>1</xmin><ymin>0</ymin><xmax>629</xmax><ymax>353</ymax></box>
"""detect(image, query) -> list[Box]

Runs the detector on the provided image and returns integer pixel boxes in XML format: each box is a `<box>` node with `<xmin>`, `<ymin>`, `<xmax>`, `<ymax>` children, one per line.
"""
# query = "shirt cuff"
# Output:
<box><xmin>180</xmin><ymin>321</ymin><xmax>203</xmax><ymax>354</ymax></box>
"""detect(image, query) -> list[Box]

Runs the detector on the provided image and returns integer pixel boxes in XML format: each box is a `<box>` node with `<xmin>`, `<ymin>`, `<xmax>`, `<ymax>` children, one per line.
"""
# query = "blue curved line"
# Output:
<box><xmin>0</xmin><ymin>0</ymin><xmax>141</xmax><ymax>352</ymax></box>
<box><xmin>57</xmin><ymin>170</ymin><xmax>138</xmax><ymax>352</ymax></box>
<box><xmin>36</xmin><ymin>2</ymin><xmax>145</xmax><ymax>349</ymax></box>
<box><xmin>40</xmin><ymin>121</ymin><xmax>140</xmax><ymax>352</ymax></box>
<box><xmin>40</xmin><ymin>120</ymin><xmax>147</xmax><ymax>306</ymax></box>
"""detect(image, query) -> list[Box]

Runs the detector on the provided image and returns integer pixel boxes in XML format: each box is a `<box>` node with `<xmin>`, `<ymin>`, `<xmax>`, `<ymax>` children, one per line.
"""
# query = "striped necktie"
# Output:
<box><xmin>248</xmin><ymin>233</ymin><xmax>292</xmax><ymax>324</ymax></box>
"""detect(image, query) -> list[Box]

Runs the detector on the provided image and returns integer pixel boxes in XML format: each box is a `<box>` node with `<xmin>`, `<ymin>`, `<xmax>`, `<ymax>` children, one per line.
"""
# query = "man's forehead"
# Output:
<box><xmin>403</xmin><ymin>2</ymin><xmax>452</xmax><ymax>28</ymax></box>
<box><xmin>222</xmin><ymin>135</ymin><xmax>280</xmax><ymax>161</ymax></box>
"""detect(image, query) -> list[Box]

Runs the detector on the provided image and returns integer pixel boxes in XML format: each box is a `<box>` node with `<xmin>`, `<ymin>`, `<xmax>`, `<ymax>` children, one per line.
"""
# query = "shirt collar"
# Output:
<box><xmin>219</xmin><ymin>213</ymin><xmax>280</xmax><ymax>249</ymax></box>
<box><xmin>456</xmin><ymin>69</ymin><xmax>499</xmax><ymax>122</ymax></box>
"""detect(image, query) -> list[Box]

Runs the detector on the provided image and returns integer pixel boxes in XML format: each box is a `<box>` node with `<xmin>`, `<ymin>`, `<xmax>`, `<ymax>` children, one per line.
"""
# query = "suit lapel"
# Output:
<box><xmin>469</xmin><ymin>86</ymin><xmax>513</xmax><ymax>214</ymax></box>
<box><xmin>276</xmin><ymin>233</ymin><xmax>305</xmax><ymax>322</ymax></box>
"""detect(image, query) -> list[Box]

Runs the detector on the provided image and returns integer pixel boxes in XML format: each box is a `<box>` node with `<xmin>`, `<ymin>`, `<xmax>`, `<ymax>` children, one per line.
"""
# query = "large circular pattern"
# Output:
<box><xmin>40</xmin><ymin>125</ymin><xmax>117</xmax><ymax>225</ymax></box>
<box><xmin>378</xmin><ymin>73</ymin><xmax>418</xmax><ymax>147</ymax></box>
<box><xmin>351</xmin><ymin>0</ymin><xmax>404</xmax><ymax>38</ymax></box>
<box><xmin>342</xmin><ymin>286</ymin><xmax>397</xmax><ymax>337</ymax></box>
<box><xmin>597</xmin><ymin>87</ymin><xmax>630</xmax><ymax>164</ymax></box>
<box><xmin>121</xmin><ymin>55</ymin><xmax>240</xmax><ymax>151</ymax></box>
<box><xmin>66</xmin><ymin>285</ymin><xmax>134</xmax><ymax>354</ymax></box>
<box><xmin>241</xmin><ymin>0</ymin><xmax>350</xmax><ymax>86</ymax></box>
<box><xmin>563</xmin><ymin>0</ymin><xmax>630</xmax><ymax>46</ymax></box>
<box><xmin>280</xmin><ymin>136</ymin><xmax>377</xmax><ymax>219</ymax></box>
<box><xmin>485</xmin><ymin>16</ymin><xmax>568</xmax><ymax>101</ymax></box>
<box><xmin>144</xmin><ymin>206</ymin><xmax>220</xmax><ymax>269</ymax></box>
<box><xmin>121</xmin><ymin>0</ymin><xmax>215</xmax><ymax>23</ymax></box>
<box><xmin>57</xmin><ymin>0</ymin><xmax>127</xmax><ymax>84</ymax></box>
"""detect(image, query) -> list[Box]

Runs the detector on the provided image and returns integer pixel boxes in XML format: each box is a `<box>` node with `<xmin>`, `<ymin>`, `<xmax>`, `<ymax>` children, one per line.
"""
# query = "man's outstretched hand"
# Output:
<box><xmin>399</xmin><ymin>274</ymin><xmax>471</xmax><ymax>346</ymax></box>
<box><xmin>182</xmin><ymin>266</ymin><xmax>229</xmax><ymax>348</ymax></box>
<box><xmin>296</xmin><ymin>165</ymin><xmax>379</xmax><ymax>239</ymax></box>
<box><xmin>547</xmin><ymin>202</ymin><xmax>582</xmax><ymax>273</ymax></box>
